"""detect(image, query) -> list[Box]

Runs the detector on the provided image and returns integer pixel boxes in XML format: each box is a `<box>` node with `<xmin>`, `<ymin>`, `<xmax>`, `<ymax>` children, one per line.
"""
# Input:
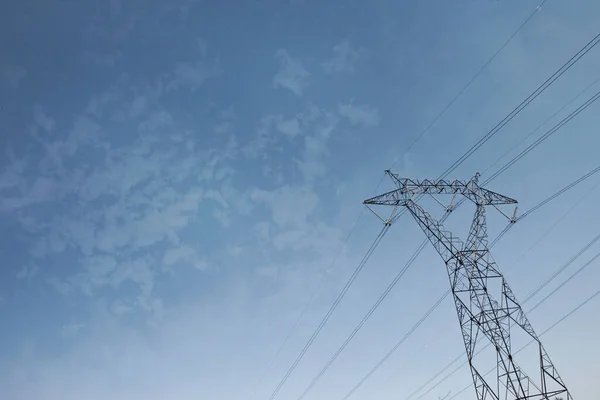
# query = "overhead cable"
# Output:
<box><xmin>519</xmin><ymin>165</ymin><xmax>600</xmax><ymax>220</ymax></box>
<box><xmin>516</xmin><ymin>178</ymin><xmax>600</xmax><ymax>262</ymax></box>
<box><xmin>266</xmin><ymin>225</ymin><xmax>390</xmax><ymax>400</ymax></box>
<box><xmin>409</xmin><ymin>230</ymin><xmax>600</xmax><ymax>400</ymax></box>
<box><xmin>489</xmin><ymin>163</ymin><xmax>600</xmax><ymax>246</ymax></box>
<box><xmin>482</xmin><ymin>75</ymin><xmax>600</xmax><ymax>177</ymax></box>
<box><xmin>266</xmin><ymin>18</ymin><xmax>600</xmax><ymax>400</ymax></box>
<box><xmin>258</xmin><ymin>6</ymin><xmax>552</xmax><ymax>389</ymax></box>
<box><xmin>446</xmin><ymin>287</ymin><xmax>600</xmax><ymax>400</ymax></box>
<box><xmin>528</xmin><ymin>249</ymin><xmax>600</xmax><ymax>313</ymax></box>
<box><xmin>438</xmin><ymin>31</ymin><xmax>600</xmax><ymax>180</ymax></box>
<box><xmin>294</xmin><ymin>236</ymin><xmax>436</xmax><ymax>400</ymax></box>
<box><xmin>486</xmin><ymin>89</ymin><xmax>600</xmax><ymax>183</ymax></box>
<box><xmin>327</xmin><ymin>129</ymin><xmax>600</xmax><ymax>399</ymax></box>
<box><xmin>339</xmin><ymin>289</ymin><xmax>452</xmax><ymax>400</ymax></box>
<box><xmin>389</xmin><ymin>0</ymin><xmax>550</xmax><ymax>168</ymax></box>
<box><xmin>250</xmin><ymin>208</ymin><xmax>366</xmax><ymax>399</ymax></box>
<box><xmin>390</xmin><ymin>30</ymin><xmax>600</xmax><ymax>225</ymax></box>
<box><xmin>340</xmin><ymin>164</ymin><xmax>600</xmax><ymax>400</ymax></box>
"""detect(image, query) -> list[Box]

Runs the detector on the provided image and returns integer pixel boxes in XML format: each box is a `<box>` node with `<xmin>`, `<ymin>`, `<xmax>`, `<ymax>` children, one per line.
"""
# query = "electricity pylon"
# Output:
<box><xmin>364</xmin><ymin>171</ymin><xmax>572</xmax><ymax>400</ymax></box>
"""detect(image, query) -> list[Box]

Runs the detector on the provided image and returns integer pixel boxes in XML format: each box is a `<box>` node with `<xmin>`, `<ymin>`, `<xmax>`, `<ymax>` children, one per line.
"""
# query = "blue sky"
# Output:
<box><xmin>1</xmin><ymin>0</ymin><xmax>600</xmax><ymax>399</ymax></box>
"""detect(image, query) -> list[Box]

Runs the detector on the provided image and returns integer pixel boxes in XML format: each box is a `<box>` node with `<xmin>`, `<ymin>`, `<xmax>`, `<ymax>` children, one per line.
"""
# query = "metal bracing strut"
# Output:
<box><xmin>364</xmin><ymin>172</ymin><xmax>572</xmax><ymax>400</ymax></box>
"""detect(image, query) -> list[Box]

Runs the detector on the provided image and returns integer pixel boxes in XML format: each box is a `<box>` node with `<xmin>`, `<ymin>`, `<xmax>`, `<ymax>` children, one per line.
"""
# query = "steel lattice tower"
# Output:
<box><xmin>364</xmin><ymin>171</ymin><xmax>572</xmax><ymax>400</ymax></box>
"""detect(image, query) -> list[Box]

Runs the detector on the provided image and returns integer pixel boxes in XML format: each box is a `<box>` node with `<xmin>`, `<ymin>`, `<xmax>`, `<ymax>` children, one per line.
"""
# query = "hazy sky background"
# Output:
<box><xmin>1</xmin><ymin>0</ymin><xmax>599</xmax><ymax>399</ymax></box>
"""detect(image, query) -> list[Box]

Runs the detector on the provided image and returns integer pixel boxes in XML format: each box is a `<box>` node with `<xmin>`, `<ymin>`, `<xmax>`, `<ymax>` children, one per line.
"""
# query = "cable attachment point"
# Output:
<box><xmin>365</xmin><ymin>204</ymin><xmax>397</xmax><ymax>226</ymax></box>
<box><xmin>510</xmin><ymin>206</ymin><xmax>519</xmax><ymax>223</ymax></box>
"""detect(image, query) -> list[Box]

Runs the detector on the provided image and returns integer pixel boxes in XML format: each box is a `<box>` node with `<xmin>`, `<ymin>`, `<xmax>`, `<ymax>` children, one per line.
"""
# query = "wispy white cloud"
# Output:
<box><xmin>56</xmin><ymin>181</ymin><xmax>214</xmax><ymax>306</ymax></box>
<box><xmin>0</xmin><ymin>151</ymin><xmax>27</xmax><ymax>193</ymax></box>
<box><xmin>47</xmin><ymin>277</ymin><xmax>73</xmax><ymax>296</ymax></box>
<box><xmin>243</xmin><ymin>114</ymin><xmax>281</xmax><ymax>159</ymax></box>
<box><xmin>322</xmin><ymin>40</ymin><xmax>362</xmax><ymax>74</ymax></box>
<box><xmin>275</xmin><ymin>115</ymin><xmax>301</xmax><ymax>139</ymax></box>
<box><xmin>33</xmin><ymin>106</ymin><xmax>56</xmax><ymax>132</ymax></box>
<box><xmin>16</xmin><ymin>264</ymin><xmax>39</xmax><ymax>281</ymax></box>
<box><xmin>251</xmin><ymin>185</ymin><xmax>319</xmax><ymax>228</ymax></box>
<box><xmin>69</xmin><ymin>255</ymin><xmax>119</xmax><ymax>297</ymax></box>
<box><xmin>167</xmin><ymin>59</ymin><xmax>221</xmax><ymax>92</ymax></box>
<box><xmin>84</xmin><ymin>85</ymin><xmax>122</xmax><ymax>119</ymax></box>
<box><xmin>338</xmin><ymin>103</ymin><xmax>381</xmax><ymax>127</ymax></box>
<box><xmin>29</xmin><ymin>231</ymin><xmax>65</xmax><ymax>258</ymax></box>
<box><xmin>0</xmin><ymin>114</ymin><xmax>100</xmax><ymax>212</ymax></box>
<box><xmin>0</xmin><ymin>75</ymin><xmax>247</xmax><ymax>313</ymax></box>
<box><xmin>294</xmin><ymin>104</ymin><xmax>339</xmax><ymax>182</ymax></box>
<box><xmin>273</xmin><ymin>49</ymin><xmax>310</xmax><ymax>96</ymax></box>
<box><xmin>214</xmin><ymin>105</ymin><xmax>238</xmax><ymax>135</ymax></box>
<box><xmin>158</xmin><ymin>39</ymin><xmax>222</xmax><ymax>92</ymax></box>
<box><xmin>57</xmin><ymin>254</ymin><xmax>161</xmax><ymax>312</ymax></box>
<box><xmin>163</xmin><ymin>244</ymin><xmax>209</xmax><ymax>271</ymax></box>
<box><xmin>242</xmin><ymin>104</ymin><xmax>340</xmax><ymax>183</ymax></box>
<box><xmin>2</xmin><ymin>3</ymin><xmax>600</xmax><ymax>399</ymax></box>
<box><xmin>242</xmin><ymin>113</ymin><xmax>302</xmax><ymax>160</ymax></box>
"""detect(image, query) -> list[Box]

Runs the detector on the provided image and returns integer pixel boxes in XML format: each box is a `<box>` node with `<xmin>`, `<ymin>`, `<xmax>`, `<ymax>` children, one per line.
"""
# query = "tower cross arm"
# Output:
<box><xmin>362</xmin><ymin>172</ymin><xmax>573</xmax><ymax>400</ymax></box>
<box><xmin>363</xmin><ymin>188</ymin><xmax>408</xmax><ymax>207</ymax></box>
<box><xmin>366</xmin><ymin>171</ymin><xmax>518</xmax><ymax>206</ymax></box>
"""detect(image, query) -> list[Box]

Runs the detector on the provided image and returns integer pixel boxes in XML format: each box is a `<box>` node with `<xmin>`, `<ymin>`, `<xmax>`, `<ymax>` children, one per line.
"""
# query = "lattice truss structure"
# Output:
<box><xmin>364</xmin><ymin>171</ymin><xmax>572</xmax><ymax>400</ymax></box>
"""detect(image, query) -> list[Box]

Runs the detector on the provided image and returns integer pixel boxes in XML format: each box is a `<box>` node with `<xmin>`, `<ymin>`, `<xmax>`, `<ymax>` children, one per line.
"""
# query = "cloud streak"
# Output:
<box><xmin>322</xmin><ymin>40</ymin><xmax>362</xmax><ymax>74</ymax></box>
<box><xmin>2</xmin><ymin>1</ymin><xmax>600</xmax><ymax>399</ymax></box>
<box><xmin>273</xmin><ymin>49</ymin><xmax>311</xmax><ymax>97</ymax></box>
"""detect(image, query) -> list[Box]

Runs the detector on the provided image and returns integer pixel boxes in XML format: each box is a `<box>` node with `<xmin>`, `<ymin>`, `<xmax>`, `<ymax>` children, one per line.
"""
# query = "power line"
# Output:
<box><xmin>262</xmin><ymin>5</ymin><xmax>552</xmax><ymax>395</ymax></box>
<box><xmin>335</xmin><ymin>80</ymin><xmax>599</xmax><ymax>400</ymax></box>
<box><xmin>399</xmin><ymin>179</ymin><xmax>600</xmax><ymax>400</ymax></box>
<box><xmin>368</xmin><ymin>177</ymin><xmax>574</xmax><ymax>398</ymax></box>
<box><xmin>388</xmin><ymin>29</ymin><xmax>600</xmax><ymax>226</ymax></box>
<box><xmin>264</xmin><ymin>18</ymin><xmax>600</xmax><ymax>400</ymax></box>
<box><xmin>516</xmin><ymin>178</ymin><xmax>600</xmax><ymax>262</ymax></box>
<box><xmin>438</xmin><ymin>30</ymin><xmax>600</xmax><ymax>180</ymax></box>
<box><xmin>250</xmin><ymin>208</ymin><xmax>366</xmax><ymax>399</ymax></box>
<box><xmin>519</xmin><ymin>165</ymin><xmax>600</xmax><ymax>220</ymax></box>
<box><xmin>265</xmin><ymin>225</ymin><xmax>389</xmax><ymax>400</ymax></box>
<box><xmin>447</xmin><ymin>84</ymin><xmax>600</xmax><ymax>238</ymax></box>
<box><xmin>293</xmin><ymin>237</ymin><xmax>433</xmax><ymax>400</ymax></box>
<box><xmin>338</xmin><ymin>166</ymin><xmax>600</xmax><ymax>400</ymax></box>
<box><xmin>489</xmin><ymin>163</ymin><xmax>600</xmax><ymax>248</ymax></box>
<box><xmin>351</xmin><ymin>78</ymin><xmax>599</xmax><ymax>399</ymax></box>
<box><xmin>447</xmin><ymin>287</ymin><xmax>600</xmax><ymax>400</ymax></box>
<box><xmin>524</xmin><ymin>230</ymin><xmax>600</xmax><ymax>303</ymax></box>
<box><xmin>375</xmin><ymin>23</ymin><xmax>600</xmax><ymax>395</ymax></box>
<box><xmin>403</xmin><ymin>352</ymin><xmax>463</xmax><ymax>400</ymax></box>
<box><xmin>337</xmin><ymin>223</ymin><xmax>505</xmax><ymax>400</ymax></box>
<box><xmin>485</xmin><ymin>89</ymin><xmax>600</xmax><ymax>182</ymax></box>
<box><xmin>389</xmin><ymin>0</ymin><xmax>549</xmax><ymax>169</ymax></box>
<box><xmin>528</xmin><ymin>248</ymin><xmax>600</xmax><ymax>313</ymax></box>
<box><xmin>291</xmin><ymin>132</ymin><xmax>596</xmax><ymax>400</ymax></box>
<box><xmin>409</xmin><ymin>229</ymin><xmax>600</xmax><ymax>400</ymax></box>
<box><xmin>326</xmin><ymin>103</ymin><xmax>600</xmax><ymax>400</ymax></box>
<box><xmin>351</xmin><ymin>47</ymin><xmax>600</xmax><ymax>388</ymax></box>
<box><xmin>481</xmin><ymin>75</ymin><xmax>600</xmax><ymax>177</ymax></box>
<box><xmin>262</xmin><ymin>3</ymin><xmax>551</xmax><ymax>389</ymax></box>
<box><xmin>340</xmin><ymin>289</ymin><xmax>452</xmax><ymax>400</ymax></box>
<box><xmin>349</xmin><ymin>141</ymin><xmax>600</xmax><ymax>400</ymax></box>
